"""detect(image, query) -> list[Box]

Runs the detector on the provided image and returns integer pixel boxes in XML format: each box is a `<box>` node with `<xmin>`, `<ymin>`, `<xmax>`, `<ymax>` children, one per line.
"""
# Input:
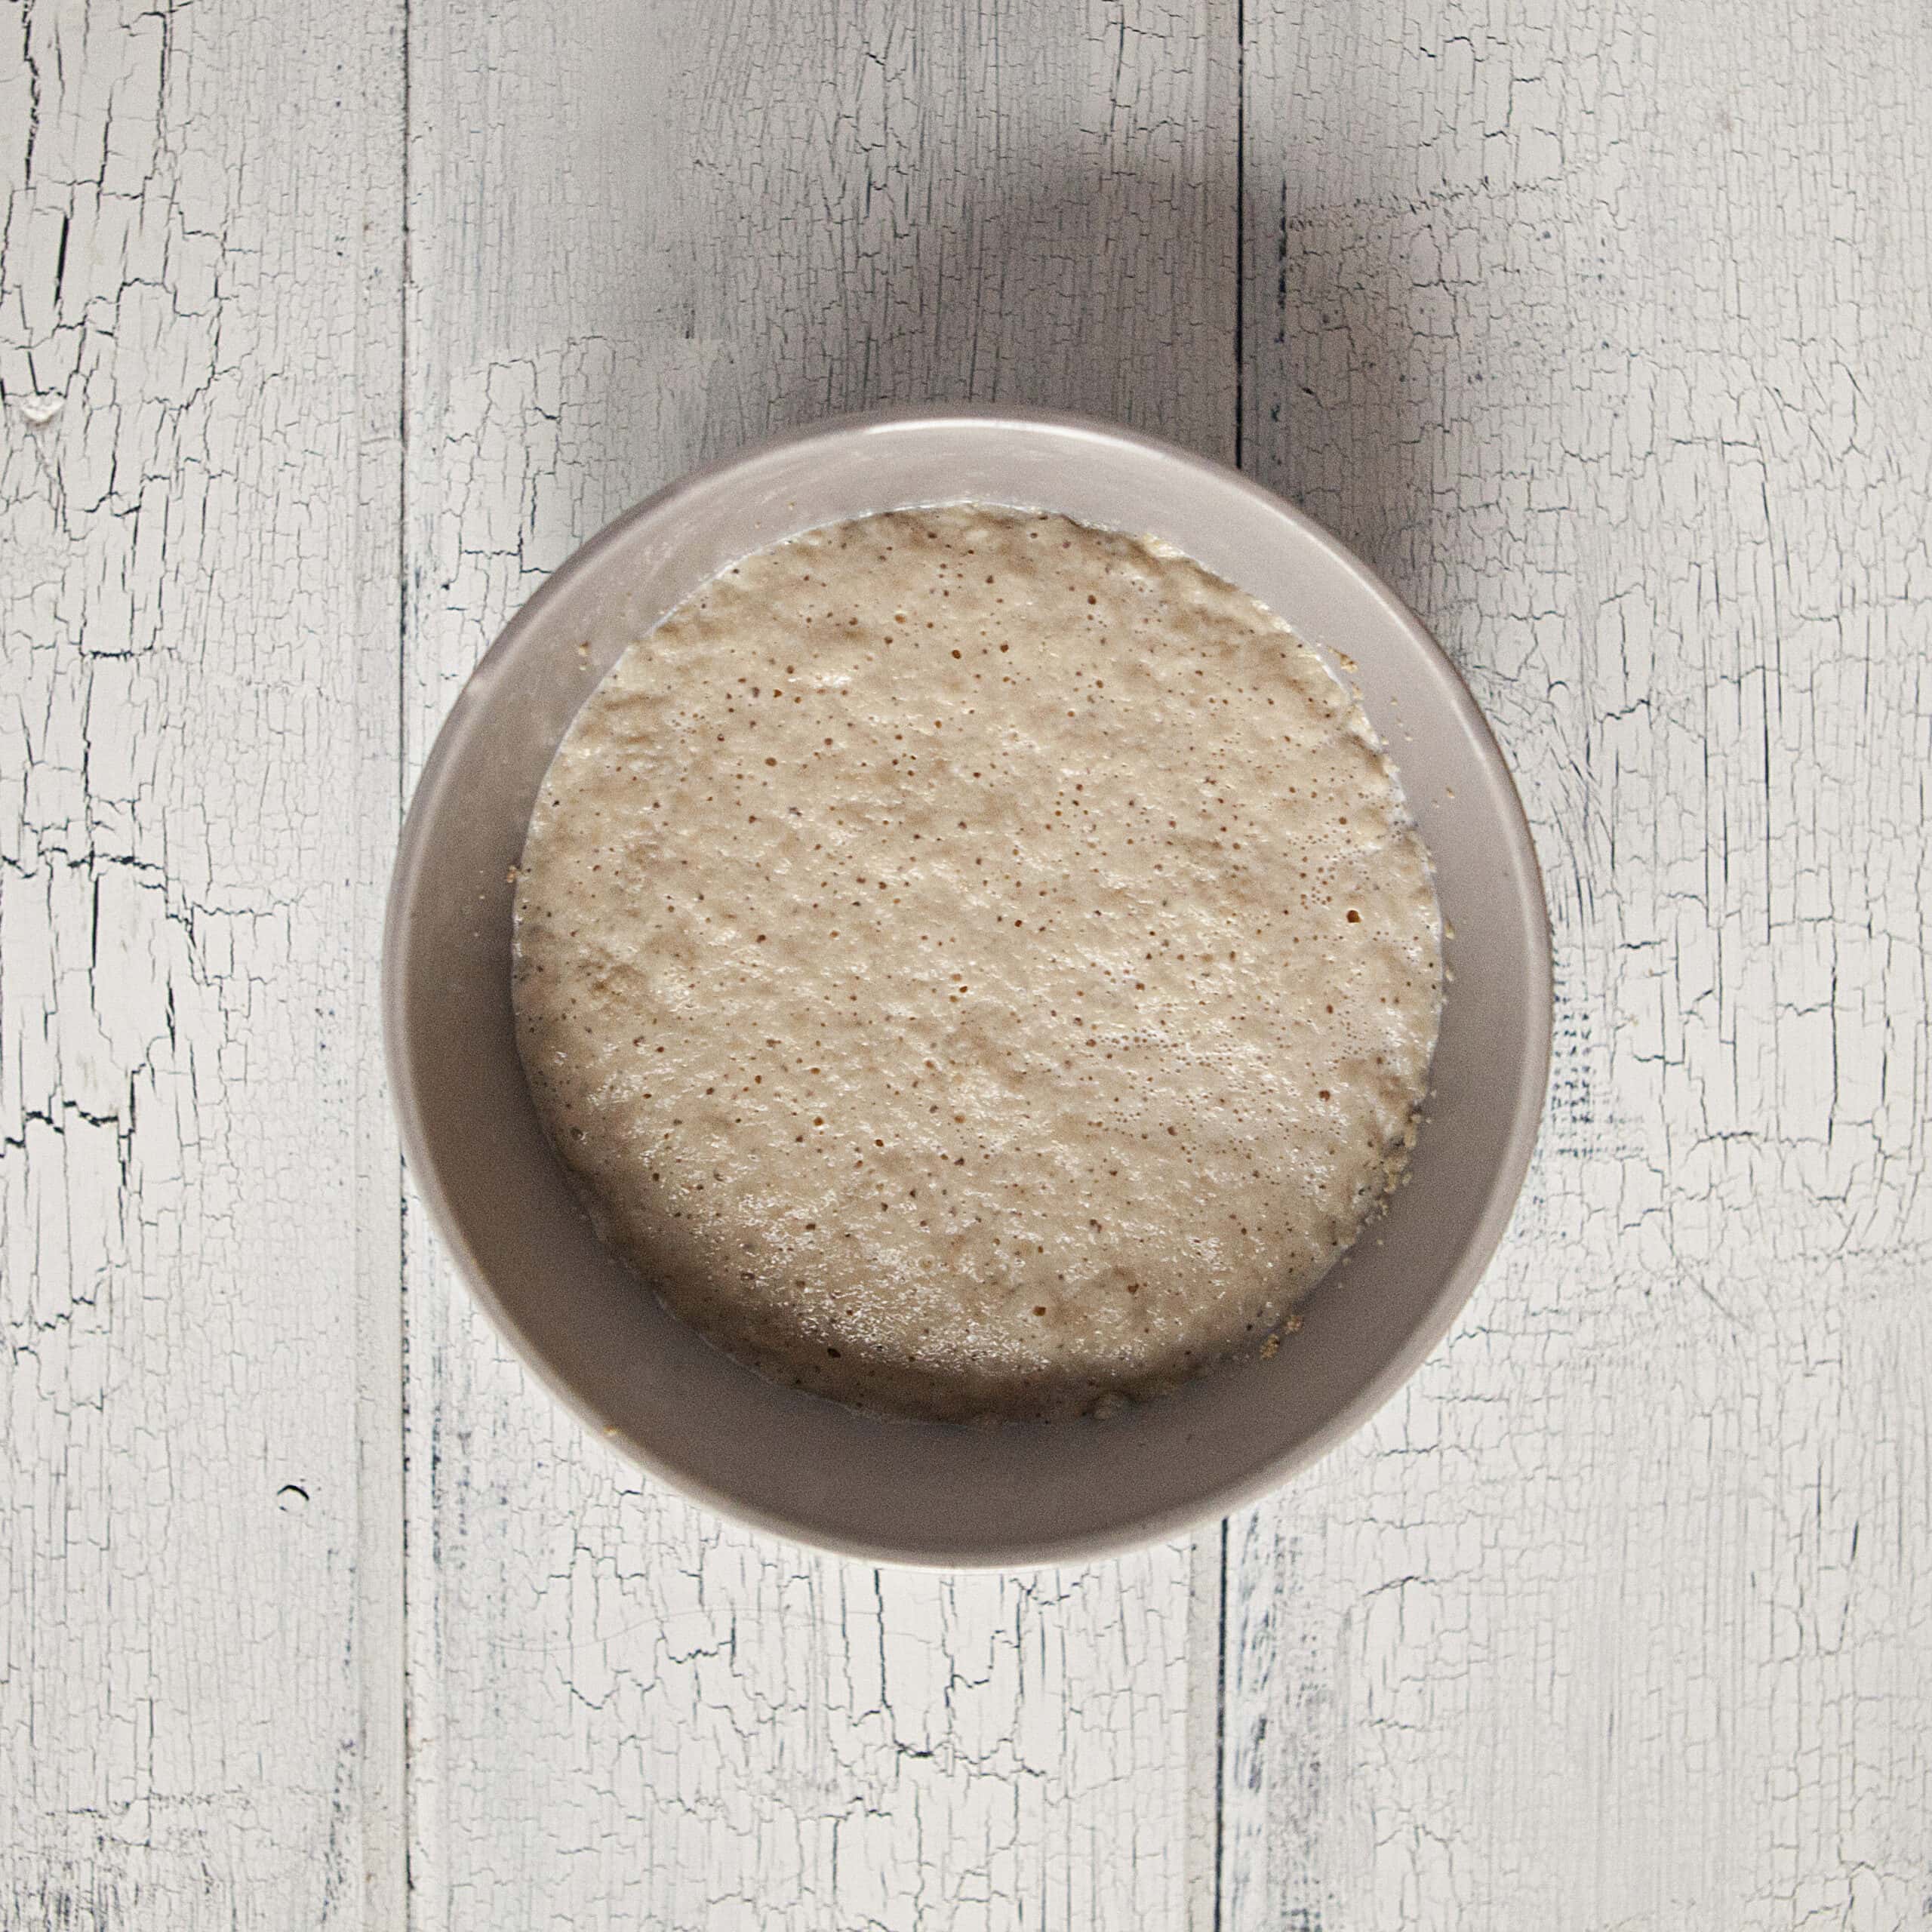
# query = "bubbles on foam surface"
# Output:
<box><xmin>511</xmin><ymin>505</ymin><xmax>1443</xmax><ymax>1423</ymax></box>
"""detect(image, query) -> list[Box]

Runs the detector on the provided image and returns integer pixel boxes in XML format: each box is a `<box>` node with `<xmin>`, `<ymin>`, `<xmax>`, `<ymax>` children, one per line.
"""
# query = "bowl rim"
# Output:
<box><xmin>383</xmin><ymin>402</ymin><xmax>1553</xmax><ymax>1568</ymax></box>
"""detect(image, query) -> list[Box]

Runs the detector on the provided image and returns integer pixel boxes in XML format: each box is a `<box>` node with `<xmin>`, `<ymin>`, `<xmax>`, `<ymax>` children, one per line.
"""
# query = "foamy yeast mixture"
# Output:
<box><xmin>513</xmin><ymin>506</ymin><xmax>1443</xmax><ymax>1423</ymax></box>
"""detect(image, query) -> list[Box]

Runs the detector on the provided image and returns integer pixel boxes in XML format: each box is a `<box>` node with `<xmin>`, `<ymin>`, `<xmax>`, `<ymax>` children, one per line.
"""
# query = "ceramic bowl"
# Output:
<box><xmin>383</xmin><ymin>406</ymin><xmax>1550</xmax><ymax>1566</ymax></box>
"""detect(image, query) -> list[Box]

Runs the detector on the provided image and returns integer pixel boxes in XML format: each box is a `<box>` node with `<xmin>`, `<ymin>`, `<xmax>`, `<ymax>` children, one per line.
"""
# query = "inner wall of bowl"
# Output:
<box><xmin>392</xmin><ymin>415</ymin><xmax>1547</xmax><ymax>1562</ymax></box>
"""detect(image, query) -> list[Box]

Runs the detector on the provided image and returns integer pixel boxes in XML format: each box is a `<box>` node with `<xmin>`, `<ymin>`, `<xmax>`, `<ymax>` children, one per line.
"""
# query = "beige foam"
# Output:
<box><xmin>513</xmin><ymin>506</ymin><xmax>1442</xmax><ymax>1422</ymax></box>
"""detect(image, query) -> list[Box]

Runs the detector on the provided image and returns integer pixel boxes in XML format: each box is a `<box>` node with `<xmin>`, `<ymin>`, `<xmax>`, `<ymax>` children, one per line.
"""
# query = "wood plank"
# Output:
<box><xmin>0</xmin><ymin>0</ymin><xmax>405</xmax><ymax>1922</ymax></box>
<box><xmin>401</xmin><ymin>3</ymin><xmax>1235</xmax><ymax>1924</ymax></box>
<box><xmin>1225</xmin><ymin>2</ymin><xmax>1932</xmax><ymax>1923</ymax></box>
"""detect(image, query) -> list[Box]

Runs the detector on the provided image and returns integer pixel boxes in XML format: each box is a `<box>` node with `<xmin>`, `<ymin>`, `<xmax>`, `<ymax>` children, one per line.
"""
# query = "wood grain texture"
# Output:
<box><xmin>400</xmin><ymin>5</ymin><xmax>1235</xmax><ymax>1927</ymax></box>
<box><xmin>1223</xmin><ymin>2</ymin><xmax>1932</xmax><ymax>1924</ymax></box>
<box><xmin>1</xmin><ymin>0</ymin><xmax>405</xmax><ymax>1924</ymax></box>
<box><xmin>11</xmin><ymin>0</ymin><xmax>1930</xmax><ymax>1923</ymax></box>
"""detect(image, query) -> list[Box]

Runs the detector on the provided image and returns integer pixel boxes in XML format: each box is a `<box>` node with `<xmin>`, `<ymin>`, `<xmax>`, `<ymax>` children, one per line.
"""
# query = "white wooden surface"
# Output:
<box><xmin>3</xmin><ymin>0</ymin><xmax>405</xmax><ymax>1922</ymax></box>
<box><xmin>5</xmin><ymin>0</ymin><xmax>1928</xmax><ymax>1926</ymax></box>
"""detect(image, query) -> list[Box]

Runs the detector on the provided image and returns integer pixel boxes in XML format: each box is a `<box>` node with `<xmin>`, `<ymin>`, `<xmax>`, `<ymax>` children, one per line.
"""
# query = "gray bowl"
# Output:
<box><xmin>383</xmin><ymin>406</ymin><xmax>1551</xmax><ymax>1567</ymax></box>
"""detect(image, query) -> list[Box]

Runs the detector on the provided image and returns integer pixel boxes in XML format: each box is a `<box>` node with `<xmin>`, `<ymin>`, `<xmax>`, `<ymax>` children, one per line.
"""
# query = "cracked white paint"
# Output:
<box><xmin>2</xmin><ymin>0</ymin><xmax>405</xmax><ymax>1924</ymax></box>
<box><xmin>1225</xmin><ymin>3</ymin><xmax>1932</xmax><ymax>1927</ymax></box>
<box><xmin>7</xmin><ymin>0</ymin><xmax>1929</xmax><ymax>1924</ymax></box>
